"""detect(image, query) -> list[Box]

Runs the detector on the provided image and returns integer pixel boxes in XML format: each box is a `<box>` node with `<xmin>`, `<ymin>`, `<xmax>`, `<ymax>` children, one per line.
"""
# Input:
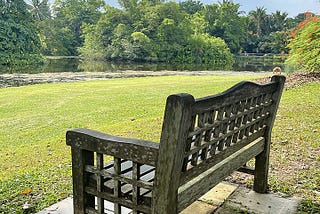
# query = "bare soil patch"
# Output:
<box><xmin>256</xmin><ymin>72</ymin><xmax>320</xmax><ymax>89</ymax></box>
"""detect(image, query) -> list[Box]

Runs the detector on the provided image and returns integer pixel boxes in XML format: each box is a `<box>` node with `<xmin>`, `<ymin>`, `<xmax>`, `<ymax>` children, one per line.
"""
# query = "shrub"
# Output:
<box><xmin>285</xmin><ymin>12</ymin><xmax>320</xmax><ymax>72</ymax></box>
<box><xmin>176</xmin><ymin>34</ymin><xmax>234</xmax><ymax>68</ymax></box>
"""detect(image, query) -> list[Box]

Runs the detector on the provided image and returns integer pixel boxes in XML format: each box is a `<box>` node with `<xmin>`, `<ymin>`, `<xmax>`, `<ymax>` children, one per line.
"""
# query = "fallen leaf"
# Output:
<box><xmin>22</xmin><ymin>189</ymin><xmax>32</xmax><ymax>195</ymax></box>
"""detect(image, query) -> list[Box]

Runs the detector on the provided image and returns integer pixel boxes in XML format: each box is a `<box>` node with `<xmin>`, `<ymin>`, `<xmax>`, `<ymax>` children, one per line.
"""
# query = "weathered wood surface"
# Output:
<box><xmin>178</xmin><ymin>138</ymin><xmax>265</xmax><ymax>212</ymax></box>
<box><xmin>253</xmin><ymin>75</ymin><xmax>286</xmax><ymax>193</ymax></box>
<box><xmin>67</xmin><ymin>128</ymin><xmax>159</xmax><ymax>166</ymax></box>
<box><xmin>66</xmin><ymin>75</ymin><xmax>285</xmax><ymax>214</ymax></box>
<box><xmin>152</xmin><ymin>94</ymin><xmax>194</xmax><ymax>214</ymax></box>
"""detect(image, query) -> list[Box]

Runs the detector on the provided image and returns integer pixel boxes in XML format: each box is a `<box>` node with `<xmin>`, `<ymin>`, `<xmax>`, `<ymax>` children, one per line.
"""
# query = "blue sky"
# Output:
<box><xmin>224</xmin><ymin>0</ymin><xmax>320</xmax><ymax>17</ymax></box>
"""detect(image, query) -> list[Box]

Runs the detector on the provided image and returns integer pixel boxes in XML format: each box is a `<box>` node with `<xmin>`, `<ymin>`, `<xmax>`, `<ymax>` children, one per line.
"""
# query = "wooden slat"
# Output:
<box><xmin>85</xmin><ymin>166</ymin><xmax>154</xmax><ymax>191</ymax></box>
<box><xmin>187</xmin><ymin>100</ymin><xmax>272</xmax><ymax>138</ymax></box>
<box><xmin>152</xmin><ymin>94</ymin><xmax>195</xmax><ymax>213</ymax></box>
<box><xmin>66</xmin><ymin>128</ymin><xmax>159</xmax><ymax>166</ymax></box>
<box><xmin>85</xmin><ymin>187</ymin><xmax>152</xmax><ymax>213</ymax></box>
<box><xmin>180</xmin><ymin>130</ymin><xmax>266</xmax><ymax>185</ymax></box>
<box><xmin>237</xmin><ymin>165</ymin><xmax>255</xmax><ymax>175</ymax></box>
<box><xmin>254</xmin><ymin>75</ymin><xmax>286</xmax><ymax>193</ymax></box>
<box><xmin>178</xmin><ymin>137</ymin><xmax>265</xmax><ymax>212</ymax></box>
<box><xmin>96</xmin><ymin>153</ymin><xmax>104</xmax><ymax>213</ymax></box>
<box><xmin>132</xmin><ymin>162</ymin><xmax>139</xmax><ymax>214</ymax></box>
<box><xmin>185</xmin><ymin>113</ymin><xmax>269</xmax><ymax>157</ymax></box>
<box><xmin>70</xmin><ymin>147</ymin><xmax>95</xmax><ymax>213</ymax></box>
<box><xmin>193</xmin><ymin>81</ymin><xmax>278</xmax><ymax>114</ymax></box>
<box><xmin>114</xmin><ymin>157</ymin><xmax>121</xmax><ymax>214</ymax></box>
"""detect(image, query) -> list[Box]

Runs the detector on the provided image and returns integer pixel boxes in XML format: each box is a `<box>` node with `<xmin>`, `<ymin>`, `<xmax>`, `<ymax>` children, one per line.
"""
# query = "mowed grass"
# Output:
<box><xmin>0</xmin><ymin>75</ymin><xmax>319</xmax><ymax>213</ymax></box>
<box><xmin>270</xmin><ymin>83</ymin><xmax>320</xmax><ymax>213</ymax></box>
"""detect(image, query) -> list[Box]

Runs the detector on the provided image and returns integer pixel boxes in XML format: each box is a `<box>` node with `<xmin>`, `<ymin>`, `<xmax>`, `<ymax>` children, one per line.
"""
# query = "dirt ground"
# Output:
<box><xmin>256</xmin><ymin>72</ymin><xmax>320</xmax><ymax>89</ymax></box>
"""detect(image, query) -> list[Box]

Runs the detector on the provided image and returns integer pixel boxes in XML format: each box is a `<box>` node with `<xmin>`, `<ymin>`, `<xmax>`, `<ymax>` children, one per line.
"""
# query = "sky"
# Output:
<box><xmin>222</xmin><ymin>0</ymin><xmax>320</xmax><ymax>17</ymax></box>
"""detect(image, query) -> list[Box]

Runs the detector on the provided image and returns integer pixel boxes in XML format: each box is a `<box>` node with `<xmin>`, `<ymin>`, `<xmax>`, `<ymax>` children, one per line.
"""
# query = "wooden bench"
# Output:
<box><xmin>66</xmin><ymin>75</ymin><xmax>285</xmax><ymax>214</ymax></box>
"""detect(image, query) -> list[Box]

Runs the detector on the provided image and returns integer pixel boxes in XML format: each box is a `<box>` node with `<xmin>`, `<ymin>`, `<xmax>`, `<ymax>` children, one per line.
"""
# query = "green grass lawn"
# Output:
<box><xmin>0</xmin><ymin>75</ymin><xmax>319</xmax><ymax>213</ymax></box>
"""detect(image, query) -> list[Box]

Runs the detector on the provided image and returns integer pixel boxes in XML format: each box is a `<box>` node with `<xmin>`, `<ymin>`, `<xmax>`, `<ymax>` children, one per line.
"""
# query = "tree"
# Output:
<box><xmin>153</xmin><ymin>2</ymin><xmax>192</xmax><ymax>62</ymax></box>
<box><xmin>270</xmin><ymin>11</ymin><xmax>289</xmax><ymax>32</ymax></box>
<box><xmin>245</xmin><ymin>7</ymin><xmax>281</xmax><ymax>53</ymax></box>
<box><xmin>260</xmin><ymin>31</ymin><xmax>289</xmax><ymax>54</ymax></box>
<box><xmin>131</xmin><ymin>31</ymin><xmax>154</xmax><ymax>60</ymax></box>
<box><xmin>286</xmin><ymin>13</ymin><xmax>320</xmax><ymax>72</ymax></box>
<box><xmin>25</xmin><ymin>0</ymin><xmax>55</xmax><ymax>55</ymax></box>
<box><xmin>202</xmin><ymin>3</ymin><xmax>219</xmax><ymax>34</ymax></box>
<box><xmin>179</xmin><ymin>0</ymin><xmax>204</xmax><ymax>15</ymax></box>
<box><xmin>51</xmin><ymin>0</ymin><xmax>105</xmax><ymax>55</ymax></box>
<box><xmin>26</xmin><ymin>0</ymin><xmax>51</xmax><ymax>21</ymax></box>
<box><xmin>79</xmin><ymin>5</ymin><xmax>129</xmax><ymax>59</ymax></box>
<box><xmin>204</xmin><ymin>0</ymin><xmax>247</xmax><ymax>53</ymax></box>
<box><xmin>189</xmin><ymin>12</ymin><xmax>208</xmax><ymax>35</ymax></box>
<box><xmin>80</xmin><ymin>1</ymin><xmax>234</xmax><ymax>66</ymax></box>
<box><xmin>179</xmin><ymin>34</ymin><xmax>234</xmax><ymax>67</ymax></box>
<box><xmin>0</xmin><ymin>0</ymin><xmax>43</xmax><ymax>66</ymax></box>
<box><xmin>248</xmin><ymin>7</ymin><xmax>269</xmax><ymax>38</ymax></box>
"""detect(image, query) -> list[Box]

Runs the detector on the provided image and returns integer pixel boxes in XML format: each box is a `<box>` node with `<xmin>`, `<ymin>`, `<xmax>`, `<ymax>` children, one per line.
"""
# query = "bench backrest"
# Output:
<box><xmin>152</xmin><ymin>75</ymin><xmax>286</xmax><ymax>213</ymax></box>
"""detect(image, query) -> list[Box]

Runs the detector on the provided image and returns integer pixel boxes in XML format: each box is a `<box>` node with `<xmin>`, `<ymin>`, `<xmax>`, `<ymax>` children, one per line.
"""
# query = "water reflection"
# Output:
<box><xmin>234</xmin><ymin>55</ymin><xmax>285</xmax><ymax>72</ymax></box>
<box><xmin>0</xmin><ymin>56</ymin><xmax>285</xmax><ymax>74</ymax></box>
<box><xmin>78</xmin><ymin>59</ymin><xmax>233</xmax><ymax>72</ymax></box>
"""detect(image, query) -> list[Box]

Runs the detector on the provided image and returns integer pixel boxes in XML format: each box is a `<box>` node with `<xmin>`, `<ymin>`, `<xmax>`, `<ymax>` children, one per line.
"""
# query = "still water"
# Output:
<box><xmin>0</xmin><ymin>55</ymin><xmax>285</xmax><ymax>74</ymax></box>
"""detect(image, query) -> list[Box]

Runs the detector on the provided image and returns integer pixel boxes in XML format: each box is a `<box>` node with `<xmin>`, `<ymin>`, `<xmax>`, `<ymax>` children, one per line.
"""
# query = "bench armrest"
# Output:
<box><xmin>67</xmin><ymin>128</ymin><xmax>159</xmax><ymax>166</ymax></box>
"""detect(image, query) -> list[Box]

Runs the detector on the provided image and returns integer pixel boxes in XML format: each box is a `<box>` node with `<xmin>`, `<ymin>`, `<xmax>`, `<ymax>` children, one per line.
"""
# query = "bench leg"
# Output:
<box><xmin>71</xmin><ymin>147</ymin><xmax>95</xmax><ymax>214</ymax></box>
<box><xmin>253</xmin><ymin>146</ymin><xmax>270</xmax><ymax>193</ymax></box>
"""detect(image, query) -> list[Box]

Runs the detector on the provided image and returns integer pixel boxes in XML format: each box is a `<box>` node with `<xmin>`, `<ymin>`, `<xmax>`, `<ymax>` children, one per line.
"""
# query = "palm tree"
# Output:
<box><xmin>248</xmin><ymin>7</ymin><xmax>268</xmax><ymax>38</ymax></box>
<box><xmin>26</xmin><ymin>0</ymin><xmax>51</xmax><ymax>21</ymax></box>
<box><xmin>271</xmin><ymin>10</ymin><xmax>289</xmax><ymax>32</ymax></box>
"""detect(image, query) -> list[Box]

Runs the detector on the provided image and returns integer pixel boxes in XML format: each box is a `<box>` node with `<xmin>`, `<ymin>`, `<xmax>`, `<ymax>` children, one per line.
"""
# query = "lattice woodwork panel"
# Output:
<box><xmin>182</xmin><ymin>93</ymin><xmax>273</xmax><ymax>173</ymax></box>
<box><xmin>84</xmin><ymin>154</ymin><xmax>155</xmax><ymax>214</ymax></box>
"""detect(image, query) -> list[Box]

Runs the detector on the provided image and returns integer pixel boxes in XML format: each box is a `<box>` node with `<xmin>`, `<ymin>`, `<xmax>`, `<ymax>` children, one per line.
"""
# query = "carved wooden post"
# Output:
<box><xmin>152</xmin><ymin>94</ymin><xmax>195</xmax><ymax>214</ymax></box>
<box><xmin>67</xmin><ymin>132</ymin><xmax>95</xmax><ymax>214</ymax></box>
<box><xmin>254</xmin><ymin>75</ymin><xmax>286</xmax><ymax>193</ymax></box>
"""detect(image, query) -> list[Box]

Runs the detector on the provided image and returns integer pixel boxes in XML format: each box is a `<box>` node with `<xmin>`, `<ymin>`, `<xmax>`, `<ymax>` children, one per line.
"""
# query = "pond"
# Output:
<box><xmin>0</xmin><ymin>55</ymin><xmax>286</xmax><ymax>87</ymax></box>
<box><xmin>0</xmin><ymin>55</ymin><xmax>286</xmax><ymax>74</ymax></box>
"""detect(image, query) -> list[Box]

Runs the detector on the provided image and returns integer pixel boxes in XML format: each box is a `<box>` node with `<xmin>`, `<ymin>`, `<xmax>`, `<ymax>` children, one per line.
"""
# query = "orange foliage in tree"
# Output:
<box><xmin>286</xmin><ymin>11</ymin><xmax>320</xmax><ymax>72</ymax></box>
<box><xmin>288</xmin><ymin>11</ymin><xmax>317</xmax><ymax>40</ymax></box>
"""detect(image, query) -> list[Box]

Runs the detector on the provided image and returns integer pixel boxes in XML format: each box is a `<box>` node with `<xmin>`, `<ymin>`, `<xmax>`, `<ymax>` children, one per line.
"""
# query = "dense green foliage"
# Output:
<box><xmin>285</xmin><ymin>13</ymin><xmax>320</xmax><ymax>72</ymax></box>
<box><xmin>245</xmin><ymin>7</ymin><xmax>296</xmax><ymax>54</ymax></box>
<box><xmin>0</xmin><ymin>0</ymin><xmax>44</xmax><ymax>66</ymax></box>
<box><xmin>203</xmin><ymin>1</ymin><xmax>247</xmax><ymax>53</ymax></box>
<box><xmin>79</xmin><ymin>1</ymin><xmax>233</xmax><ymax>67</ymax></box>
<box><xmin>49</xmin><ymin>0</ymin><xmax>105</xmax><ymax>55</ymax></box>
<box><xmin>54</xmin><ymin>0</ymin><xmax>317</xmax><ymax>64</ymax></box>
<box><xmin>1</xmin><ymin>0</ymin><xmax>319</xmax><ymax>70</ymax></box>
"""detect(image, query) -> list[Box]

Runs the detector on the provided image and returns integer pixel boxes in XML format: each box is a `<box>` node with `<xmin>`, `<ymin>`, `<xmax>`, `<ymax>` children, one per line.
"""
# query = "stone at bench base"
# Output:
<box><xmin>37</xmin><ymin>196</ymin><xmax>73</xmax><ymax>214</ymax></box>
<box><xmin>181</xmin><ymin>182</ymin><xmax>238</xmax><ymax>214</ymax></box>
<box><xmin>36</xmin><ymin>182</ymin><xmax>237</xmax><ymax>214</ymax></box>
<box><xmin>37</xmin><ymin>181</ymin><xmax>300</xmax><ymax>214</ymax></box>
<box><xmin>216</xmin><ymin>186</ymin><xmax>301</xmax><ymax>214</ymax></box>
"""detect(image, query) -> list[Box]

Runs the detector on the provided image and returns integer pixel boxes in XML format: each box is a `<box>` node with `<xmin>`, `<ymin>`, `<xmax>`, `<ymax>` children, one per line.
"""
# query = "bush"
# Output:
<box><xmin>0</xmin><ymin>18</ymin><xmax>44</xmax><ymax>67</ymax></box>
<box><xmin>285</xmin><ymin>13</ymin><xmax>320</xmax><ymax>72</ymax></box>
<box><xmin>176</xmin><ymin>34</ymin><xmax>234</xmax><ymax>68</ymax></box>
